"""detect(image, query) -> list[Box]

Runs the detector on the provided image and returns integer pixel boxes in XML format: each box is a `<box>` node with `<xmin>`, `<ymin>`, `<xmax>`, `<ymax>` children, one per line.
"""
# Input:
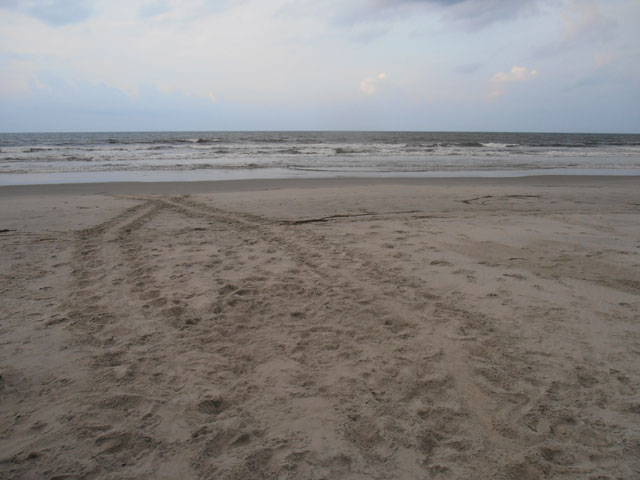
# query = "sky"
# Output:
<box><xmin>0</xmin><ymin>0</ymin><xmax>639</xmax><ymax>132</ymax></box>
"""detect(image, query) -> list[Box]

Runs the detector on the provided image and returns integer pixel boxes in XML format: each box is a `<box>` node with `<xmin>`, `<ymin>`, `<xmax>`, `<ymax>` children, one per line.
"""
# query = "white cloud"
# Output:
<box><xmin>489</xmin><ymin>65</ymin><xmax>538</xmax><ymax>98</ymax></box>
<box><xmin>492</xmin><ymin>65</ymin><xmax>538</xmax><ymax>83</ymax></box>
<box><xmin>360</xmin><ymin>72</ymin><xmax>387</xmax><ymax>95</ymax></box>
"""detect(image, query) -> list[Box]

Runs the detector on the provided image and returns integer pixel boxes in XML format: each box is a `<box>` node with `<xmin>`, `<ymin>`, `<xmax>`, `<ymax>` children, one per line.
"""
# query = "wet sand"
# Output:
<box><xmin>1</xmin><ymin>176</ymin><xmax>639</xmax><ymax>479</ymax></box>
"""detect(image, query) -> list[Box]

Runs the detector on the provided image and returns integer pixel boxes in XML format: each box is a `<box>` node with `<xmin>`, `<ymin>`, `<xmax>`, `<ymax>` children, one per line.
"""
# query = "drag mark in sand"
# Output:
<box><xmin>159</xmin><ymin>196</ymin><xmax>544</xmax><ymax>477</ymax></box>
<box><xmin>280</xmin><ymin>210</ymin><xmax>421</xmax><ymax>225</ymax></box>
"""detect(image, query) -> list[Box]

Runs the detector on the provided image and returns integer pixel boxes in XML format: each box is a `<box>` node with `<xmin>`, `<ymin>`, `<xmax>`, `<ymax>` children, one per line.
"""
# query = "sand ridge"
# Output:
<box><xmin>1</xmin><ymin>178</ymin><xmax>639</xmax><ymax>479</ymax></box>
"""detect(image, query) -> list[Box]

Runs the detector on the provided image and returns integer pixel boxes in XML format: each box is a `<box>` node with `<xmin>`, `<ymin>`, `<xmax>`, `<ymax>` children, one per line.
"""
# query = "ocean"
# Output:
<box><xmin>1</xmin><ymin>131</ymin><xmax>639</xmax><ymax>185</ymax></box>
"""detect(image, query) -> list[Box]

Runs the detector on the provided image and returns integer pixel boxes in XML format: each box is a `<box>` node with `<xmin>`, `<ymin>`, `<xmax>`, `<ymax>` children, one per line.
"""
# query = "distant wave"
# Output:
<box><xmin>26</xmin><ymin>147</ymin><xmax>54</xmax><ymax>152</ymax></box>
<box><xmin>334</xmin><ymin>147</ymin><xmax>371</xmax><ymax>155</ymax></box>
<box><xmin>275</xmin><ymin>148</ymin><xmax>305</xmax><ymax>154</ymax></box>
<box><xmin>481</xmin><ymin>143</ymin><xmax>518</xmax><ymax>148</ymax></box>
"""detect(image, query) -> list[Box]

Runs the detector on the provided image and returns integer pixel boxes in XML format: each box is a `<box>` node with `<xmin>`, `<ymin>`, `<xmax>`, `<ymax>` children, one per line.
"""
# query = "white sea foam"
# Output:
<box><xmin>1</xmin><ymin>131</ymin><xmax>639</xmax><ymax>183</ymax></box>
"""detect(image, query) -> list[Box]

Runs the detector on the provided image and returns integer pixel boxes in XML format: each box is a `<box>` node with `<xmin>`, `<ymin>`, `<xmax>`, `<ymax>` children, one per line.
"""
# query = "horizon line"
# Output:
<box><xmin>1</xmin><ymin>129</ymin><xmax>639</xmax><ymax>135</ymax></box>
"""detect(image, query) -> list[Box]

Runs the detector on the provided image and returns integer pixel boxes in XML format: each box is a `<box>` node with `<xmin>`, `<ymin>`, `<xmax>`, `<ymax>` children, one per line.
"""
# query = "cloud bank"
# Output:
<box><xmin>0</xmin><ymin>0</ymin><xmax>638</xmax><ymax>132</ymax></box>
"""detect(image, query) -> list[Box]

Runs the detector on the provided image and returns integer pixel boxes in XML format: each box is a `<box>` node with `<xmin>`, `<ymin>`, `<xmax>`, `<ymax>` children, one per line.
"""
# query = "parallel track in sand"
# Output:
<box><xmin>2</xmin><ymin>193</ymin><xmax>639</xmax><ymax>479</ymax></box>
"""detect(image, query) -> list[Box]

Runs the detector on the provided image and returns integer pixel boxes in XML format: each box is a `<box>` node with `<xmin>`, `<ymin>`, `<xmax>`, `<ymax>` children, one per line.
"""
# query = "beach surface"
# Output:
<box><xmin>1</xmin><ymin>176</ymin><xmax>639</xmax><ymax>479</ymax></box>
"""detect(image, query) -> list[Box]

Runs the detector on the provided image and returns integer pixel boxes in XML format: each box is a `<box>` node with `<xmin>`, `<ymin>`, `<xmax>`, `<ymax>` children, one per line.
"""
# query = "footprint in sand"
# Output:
<box><xmin>197</xmin><ymin>395</ymin><xmax>227</xmax><ymax>415</ymax></box>
<box><xmin>430</xmin><ymin>260</ymin><xmax>453</xmax><ymax>267</ymax></box>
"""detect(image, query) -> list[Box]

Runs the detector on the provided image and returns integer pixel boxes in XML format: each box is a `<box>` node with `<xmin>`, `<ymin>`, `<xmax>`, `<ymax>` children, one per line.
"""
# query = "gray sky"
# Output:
<box><xmin>1</xmin><ymin>0</ymin><xmax>639</xmax><ymax>132</ymax></box>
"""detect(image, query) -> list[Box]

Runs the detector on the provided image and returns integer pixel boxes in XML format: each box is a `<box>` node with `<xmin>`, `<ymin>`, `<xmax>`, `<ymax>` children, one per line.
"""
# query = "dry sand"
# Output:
<box><xmin>1</xmin><ymin>176</ymin><xmax>639</xmax><ymax>479</ymax></box>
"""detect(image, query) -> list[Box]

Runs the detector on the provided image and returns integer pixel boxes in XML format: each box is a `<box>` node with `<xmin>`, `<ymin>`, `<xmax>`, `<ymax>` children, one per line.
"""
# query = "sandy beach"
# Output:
<box><xmin>1</xmin><ymin>176</ymin><xmax>639</xmax><ymax>479</ymax></box>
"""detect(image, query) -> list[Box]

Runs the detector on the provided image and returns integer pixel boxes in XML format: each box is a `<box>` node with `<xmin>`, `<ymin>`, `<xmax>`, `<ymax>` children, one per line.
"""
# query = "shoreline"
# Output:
<box><xmin>2</xmin><ymin>166</ymin><xmax>640</xmax><ymax>188</ymax></box>
<box><xmin>2</xmin><ymin>174</ymin><xmax>640</xmax><ymax>196</ymax></box>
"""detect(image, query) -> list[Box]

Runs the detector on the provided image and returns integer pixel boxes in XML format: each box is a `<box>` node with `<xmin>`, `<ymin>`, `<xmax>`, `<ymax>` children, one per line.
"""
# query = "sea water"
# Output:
<box><xmin>1</xmin><ymin>131</ymin><xmax>639</xmax><ymax>185</ymax></box>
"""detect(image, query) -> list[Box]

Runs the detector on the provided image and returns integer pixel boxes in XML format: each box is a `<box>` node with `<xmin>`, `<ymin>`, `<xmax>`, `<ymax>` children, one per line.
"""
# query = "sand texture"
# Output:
<box><xmin>1</xmin><ymin>177</ymin><xmax>639</xmax><ymax>479</ymax></box>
